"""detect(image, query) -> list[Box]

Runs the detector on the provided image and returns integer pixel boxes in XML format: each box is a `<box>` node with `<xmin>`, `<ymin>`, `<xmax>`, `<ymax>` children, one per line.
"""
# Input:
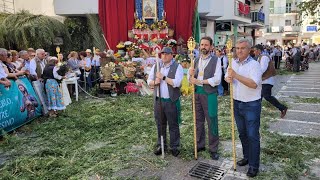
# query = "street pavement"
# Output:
<box><xmin>269</xmin><ymin>61</ymin><xmax>320</xmax><ymax>137</ymax></box>
<box><xmin>161</xmin><ymin>62</ymin><xmax>320</xmax><ymax>180</ymax></box>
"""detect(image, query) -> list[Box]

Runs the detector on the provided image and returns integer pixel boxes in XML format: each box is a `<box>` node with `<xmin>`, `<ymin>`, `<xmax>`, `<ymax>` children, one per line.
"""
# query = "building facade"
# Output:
<box><xmin>199</xmin><ymin>0</ymin><xmax>269</xmax><ymax>46</ymax></box>
<box><xmin>263</xmin><ymin>0</ymin><xmax>320</xmax><ymax>46</ymax></box>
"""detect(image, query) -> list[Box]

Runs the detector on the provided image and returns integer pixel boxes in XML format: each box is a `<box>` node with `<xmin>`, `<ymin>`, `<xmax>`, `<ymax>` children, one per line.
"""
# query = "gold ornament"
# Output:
<box><xmin>226</xmin><ymin>38</ymin><xmax>233</xmax><ymax>50</ymax></box>
<box><xmin>56</xmin><ymin>46</ymin><xmax>62</xmax><ymax>66</ymax></box>
<box><xmin>187</xmin><ymin>37</ymin><xmax>196</xmax><ymax>51</ymax></box>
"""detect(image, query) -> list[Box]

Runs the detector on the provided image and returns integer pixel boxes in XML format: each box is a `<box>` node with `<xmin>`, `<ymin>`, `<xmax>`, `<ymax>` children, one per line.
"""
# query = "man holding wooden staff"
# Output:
<box><xmin>147</xmin><ymin>47</ymin><xmax>184</xmax><ymax>157</ymax></box>
<box><xmin>225</xmin><ymin>39</ymin><xmax>262</xmax><ymax>177</ymax></box>
<box><xmin>189</xmin><ymin>37</ymin><xmax>222</xmax><ymax>160</ymax></box>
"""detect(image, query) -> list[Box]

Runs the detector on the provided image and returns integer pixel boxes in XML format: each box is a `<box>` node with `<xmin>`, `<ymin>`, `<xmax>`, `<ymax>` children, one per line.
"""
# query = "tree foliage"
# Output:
<box><xmin>86</xmin><ymin>14</ymin><xmax>106</xmax><ymax>51</ymax></box>
<box><xmin>0</xmin><ymin>10</ymin><xmax>70</xmax><ymax>50</ymax></box>
<box><xmin>64</xmin><ymin>16</ymin><xmax>92</xmax><ymax>52</ymax></box>
<box><xmin>298</xmin><ymin>0</ymin><xmax>320</xmax><ymax>25</ymax></box>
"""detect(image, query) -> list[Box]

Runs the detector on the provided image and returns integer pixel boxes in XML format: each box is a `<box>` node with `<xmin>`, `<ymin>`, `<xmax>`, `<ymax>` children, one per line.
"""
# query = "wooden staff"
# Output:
<box><xmin>226</xmin><ymin>39</ymin><xmax>237</xmax><ymax>171</ymax></box>
<box><xmin>155</xmin><ymin>48</ymin><xmax>165</xmax><ymax>159</ymax></box>
<box><xmin>187</xmin><ymin>37</ymin><xmax>197</xmax><ymax>160</ymax></box>
<box><xmin>102</xmin><ymin>34</ymin><xmax>111</xmax><ymax>50</ymax></box>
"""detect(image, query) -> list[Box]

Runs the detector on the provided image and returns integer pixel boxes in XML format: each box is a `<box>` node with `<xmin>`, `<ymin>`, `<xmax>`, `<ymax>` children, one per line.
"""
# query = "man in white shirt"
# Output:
<box><xmin>189</xmin><ymin>37</ymin><xmax>222</xmax><ymax>160</ymax></box>
<box><xmin>92</xmin><ymin>49</ymin><xmax>101</xmax><ymax>84</ymax></box>
<box><xmin>225</xmin><ymin>38</ymin><xmax>262</xmax><ymax>178</ymax></box>
<box><xmin>0</xmin><ymin>48</ymin><xmax>11</xmax><ymax>87</ymax></box>
<box><xmin>19</xmin><ymin>50</ymin><xmax>30</xmax><ymax>73</ymax></box>
<box><xmin>147</xmin><ymin>47</ymin><xmax>183</xmax><ymax>157</ymax></box>
<box><xmin>216</xmin><ymin>49</ymin><xmax>228</xmax><ymax>96</ymax></box>
<box><xmin>272</xmin><ymin>46</ymin><xmax>282</xmax><ymax>69</ymax></box>
<box><xmin>29</xmin><ymin>49</ymin><xmax>46</xmax><ymax>80</ymax></box>
<box><xmin>85</xmin><ymin>49</ymin><xmax>93</xmax><ymax>89</ymax></box>
<box><xmin>290</xmin><ymin>45</ymin><xmax>301</xmax><ymax>72</ymax></box>
<box><xmin>254</xmin><ymin>44</ymin><xmax>288</xmax><ymax>118</ymax></box>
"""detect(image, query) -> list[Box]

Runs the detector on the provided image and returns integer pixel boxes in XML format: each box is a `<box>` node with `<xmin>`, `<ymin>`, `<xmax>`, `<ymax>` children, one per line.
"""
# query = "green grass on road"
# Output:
<box><xmin>0</xmin><ymin>95</ymin><xmax>319</xmax><ymax>179</ymax></box>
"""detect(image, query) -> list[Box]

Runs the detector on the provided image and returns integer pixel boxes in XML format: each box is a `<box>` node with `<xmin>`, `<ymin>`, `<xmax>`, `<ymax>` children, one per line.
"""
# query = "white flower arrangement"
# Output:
<box><xmin>124</xmin><ymin>41</ymin><xmax>133</xmax><ymax>46</ymax></box>
<box><xmin>167</xmin><ymin>39</ymin><xmax>177</xmax><ymax>45</ymax></box>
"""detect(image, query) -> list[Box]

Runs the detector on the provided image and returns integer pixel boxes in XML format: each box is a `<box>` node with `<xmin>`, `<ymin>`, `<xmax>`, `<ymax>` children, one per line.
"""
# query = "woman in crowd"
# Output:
<box><xmin>42</xmin><ymin>57</ymin><xmax>66</xmax><ymax>117</ymax></box>
<box><xmin>67</xmin><ymin>51</ymin><xmax>80</xmax><ymax>75</ymax></box>
<box><xmin>78</xmin><ymin>51</ymin><xmax>87</xmax><ymax>87</ymax></box>
<box><xmin>79</xmin><ymin>51</ymin><xmax>92</xmax><ymax>89</ymax></box>
<box><xmin>10</xmin><ymin>50</ymin><xmax>24</xmax><ymax>71</ymax></box>
<box><xmin>2</xmin><ymin>52</ymin><xmax>25</xmax><ymax>79</ymax></box>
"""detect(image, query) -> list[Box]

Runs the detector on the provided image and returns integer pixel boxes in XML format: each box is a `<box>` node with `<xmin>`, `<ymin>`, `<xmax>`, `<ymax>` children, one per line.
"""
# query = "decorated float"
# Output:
<box><xmin>98</xmin><ymin>0</ymin><xmax>198</xmax><ymax>96</ymax></box>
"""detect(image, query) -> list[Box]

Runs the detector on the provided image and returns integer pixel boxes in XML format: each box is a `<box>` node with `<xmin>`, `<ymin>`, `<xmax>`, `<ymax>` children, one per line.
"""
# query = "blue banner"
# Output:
<box><xmin>0</xmin><ymin>77</ymin><xmax>42</xmax><ymax>133</ymax></box>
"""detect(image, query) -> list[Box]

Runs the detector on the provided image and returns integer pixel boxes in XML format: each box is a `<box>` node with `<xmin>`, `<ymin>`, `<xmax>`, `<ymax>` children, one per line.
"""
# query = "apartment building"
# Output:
<box><xmin>199</xmin><ymin>0</ymin><xmax>269</xmax><ymax>46</ymax></box>
<box><xmin>263</xmin><ymin>0</ymin><xmax>320</xmax><ymax>46</ymax></box>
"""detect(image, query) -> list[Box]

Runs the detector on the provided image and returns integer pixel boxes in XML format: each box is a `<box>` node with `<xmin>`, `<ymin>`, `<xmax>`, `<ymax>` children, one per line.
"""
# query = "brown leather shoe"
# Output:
<box><xmin>280</xmin><ymin>108</ymin><xmax>288</xmax><ymax>118</ymax></box>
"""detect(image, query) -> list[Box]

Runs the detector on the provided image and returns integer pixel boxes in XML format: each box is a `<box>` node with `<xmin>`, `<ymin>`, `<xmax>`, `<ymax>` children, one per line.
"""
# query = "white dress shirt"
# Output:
<box><xmin>291</xmin><ymin>47</ymin><xmax>297</xmax><ymax>56</ymax></box>
<box><xmin>79</xmin><ymin>59</ymin><xmax>86</xmax><ymax>70</ymax></box>
<box><xmin>85</xmin><ymin>57</ymin><xmax>91</xmax><ymax>69</ymax></box>
<box><xmin>0</xmin><ymin>63</ymin><xmax>7</xmax><ymax>79</ymax></box>
<box><xmin>92</xmin><ymin>55</ymin><xmax>101</xmax><ymax>66</ymax></box>
<box><xmin>196</xmin><ymin>56</ymin><xmax>222</xmax><ymax>87</ymax></box>
<box><xmin>226</xmin><ymin>56</ymin><xmax>262</xmax><ymax>102</ymax></box>
<box><xmin>186</xmin><ymin>56</ymin><xmax>222</xmax><ymax>87</ymax></box>
<box><xmin>259</xmin><ymin>55</ymin><xmax>275</xmax><ymax>85</ymax></box>
<box><xmin>29</xmin><ymin>58</ymin><xmax>45</xmax><ymax>76</ymax></box>
<box><xmin>218</xmin><ymin>55</ymin><xmax>229</xmax><ymax>74</ymax></box>
<box><xmin>53</xmin><ymin>66</ymin><xmax>63</xmax><ymax>80</ymax></box>
<box><xmin>147</xmin><ymin>60</ymin><xmax>184</xmax><ymax>98</ymax></box>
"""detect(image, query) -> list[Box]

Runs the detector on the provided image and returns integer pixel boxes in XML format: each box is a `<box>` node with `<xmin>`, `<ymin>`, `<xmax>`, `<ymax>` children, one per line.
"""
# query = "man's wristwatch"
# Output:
<box><xmin>163</xmin><ymin>76</ymin><xmax>166</xmax><ymax>80</ymax></box>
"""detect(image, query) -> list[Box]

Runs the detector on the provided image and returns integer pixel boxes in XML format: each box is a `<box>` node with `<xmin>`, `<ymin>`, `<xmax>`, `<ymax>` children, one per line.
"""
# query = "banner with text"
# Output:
<box><xmin>0</xmin><ymin>77</ymin><xmax>42</xmax><ymax>133</ymax></box>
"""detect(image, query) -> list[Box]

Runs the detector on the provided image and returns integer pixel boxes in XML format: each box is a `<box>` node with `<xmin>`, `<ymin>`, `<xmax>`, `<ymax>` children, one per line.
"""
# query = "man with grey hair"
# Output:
<box><xmin>0</xmin><ymin>48</ymin><xmax>11</xmax><ymax>87</ymax></box>
<box><xmin>19</xmin><ymin>50</ymin><xmax>29</xmax><ymax>72</ymax></box>
<box><xmin>29</xmin><ymin>49</ymin><xmax>46</xmax><ymax>80</ymax></box>
<box><xmin>225</xmin><ymin>38</ymin><xmax>262</xmax><ymax>177</ymax></box>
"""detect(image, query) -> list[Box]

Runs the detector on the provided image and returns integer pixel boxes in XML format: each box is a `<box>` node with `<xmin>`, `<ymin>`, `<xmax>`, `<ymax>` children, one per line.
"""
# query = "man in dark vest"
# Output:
<box><xmin>254</xmin><ymin>44</ymin><xmax>288</xmax><ymax>118</ymax></box>
<box><xmin>189</xmin><ymin>36</ymin><xmax>222</xmax><ymax>160</ymax></box>
<box><xmin>29</xmin><ymin>49</ymin><xmax>46</xmax><ymax>81</ymax></box>
<box><xmin>147</xmin><ymin>47</ymin><xmax>184</xmax><ymax>157</ymax></box>
<box><xmin>291</xmin><ymin>45</ymin><xmax>301</xmax><ymax>72</ymax></box>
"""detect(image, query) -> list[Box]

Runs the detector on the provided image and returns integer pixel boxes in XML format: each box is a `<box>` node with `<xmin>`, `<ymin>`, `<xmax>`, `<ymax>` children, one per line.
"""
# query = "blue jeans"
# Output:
<box><xmin>234</xmin><ymin>99</ymin><xmax>262</xmax><ymax>169</ymax></box>
<box><xmin>217</xmin><ymin>83</ymin><xmax>224</xmax><ymax>96</ymax></box>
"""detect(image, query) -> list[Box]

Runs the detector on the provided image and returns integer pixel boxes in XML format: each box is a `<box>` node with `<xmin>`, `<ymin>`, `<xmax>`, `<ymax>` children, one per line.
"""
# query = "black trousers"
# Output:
<box><xmin>261</xmin><ymin>84</ymin><xmax>286</xmax><ymax>111</ymax></box>
<box><xmin>154</xmin><ymin>98</ymin><xmax>180</xmax><ymax>150</ymax></box>
<box><xmin>274</xmin><ymin>56</ymin><xmax>281</xmax><ymax>69</ymax></box>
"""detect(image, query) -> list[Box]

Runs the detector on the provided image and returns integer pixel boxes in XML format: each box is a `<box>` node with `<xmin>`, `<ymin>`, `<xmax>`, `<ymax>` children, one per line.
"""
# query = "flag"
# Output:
<box><xmin>193</xmin><ymin>0</ymin><xmax>200</xmax><ymax>43</ymax></box>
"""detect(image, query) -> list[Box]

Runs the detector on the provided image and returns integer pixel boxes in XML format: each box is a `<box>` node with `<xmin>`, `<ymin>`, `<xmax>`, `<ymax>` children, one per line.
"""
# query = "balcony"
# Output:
<box><xmin>234</xmin><ymin>0</ymin><xmax>251</xmax><ymax>19</ymax></box>
<box><xmin>284</xmin><ymin>26</ymin><xmax>300</xmax><ymax>32</ymax></box>
<box><xmin>270</xmin><ymin>6</ymin><xmax>298</xmax><ymax>15</ymax></box>
<box><xmin>251</xmin><ymin>11</ymin><xmax>265</xmax><ymax>24</ymax></box>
